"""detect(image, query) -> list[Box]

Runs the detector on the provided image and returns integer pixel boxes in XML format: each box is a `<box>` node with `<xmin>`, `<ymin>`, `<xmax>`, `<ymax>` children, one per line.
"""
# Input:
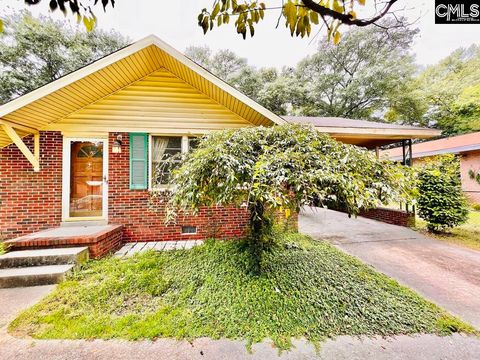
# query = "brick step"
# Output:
<box><xmin>0</xmin><ymin>264</ymin><xmax>75</xmax><ymax>288</ymax></box>
<box><xmin>0</xmin><ymin>247</ymin><xmax>89</xmax><ymax>269</ymax></box>
<box><xmin>5</xmin><ymin>224</ymin><xmax>124</xmax><ymax>258</ymax></box>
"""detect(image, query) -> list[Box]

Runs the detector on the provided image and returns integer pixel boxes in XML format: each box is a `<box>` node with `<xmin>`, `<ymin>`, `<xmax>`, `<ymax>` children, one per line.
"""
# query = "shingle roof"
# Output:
<box><xmin>283</xmin><ymin>116</ymin><xmax>428</xmax><ymax>130</ymax></box>
<box><xmin>282</xmin><ymin>116</ymin><xmax>440</xmax><ymax>149</ymax></box>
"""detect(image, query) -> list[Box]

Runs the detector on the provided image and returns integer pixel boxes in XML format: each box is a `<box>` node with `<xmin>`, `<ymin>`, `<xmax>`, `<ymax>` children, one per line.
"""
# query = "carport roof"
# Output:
<box><xmin>284</xmin><ymin>116</ymin><xmax>441</xmax><ymax>149</ymax></box>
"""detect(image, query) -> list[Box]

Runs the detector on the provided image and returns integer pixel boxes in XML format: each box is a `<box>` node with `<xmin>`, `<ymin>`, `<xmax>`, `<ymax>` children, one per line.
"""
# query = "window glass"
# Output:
<box><xmin>152</xmin><ymin>136</ymin><xmax>182</xmax><ymax>185</ymax></box>
<box><xmin>188</xmin><ymin>137</ymin><xmax>199</xmax><ymax>150</ymax></box>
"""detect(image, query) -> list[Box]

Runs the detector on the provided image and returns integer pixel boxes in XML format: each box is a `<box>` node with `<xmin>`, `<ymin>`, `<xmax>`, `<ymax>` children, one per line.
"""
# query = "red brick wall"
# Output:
<box><xmin>360</xmin><ymin>207</ymin><xmax>415</xmax><ymax>227</ymax></box>
<box><xmin>108</xmin><ymin>133</ymin><xmax>250</xmax><ymax>242</ymax></box>
<box><xmin>0</xmin><ymin>131</ymin><xmax>284</xmax><ymax>243</ymax></box>
<box><xmin>0</xmin><ymin>131</ymin><xmax>63</xmax><ymax>240</ymax></box>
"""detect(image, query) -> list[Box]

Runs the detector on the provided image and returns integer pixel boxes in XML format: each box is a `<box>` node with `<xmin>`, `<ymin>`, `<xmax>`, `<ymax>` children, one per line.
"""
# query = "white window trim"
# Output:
<box><xmin>148</xmin><ymin>134</ymin><xmax>190</xmax><ymax>191</ymax></box>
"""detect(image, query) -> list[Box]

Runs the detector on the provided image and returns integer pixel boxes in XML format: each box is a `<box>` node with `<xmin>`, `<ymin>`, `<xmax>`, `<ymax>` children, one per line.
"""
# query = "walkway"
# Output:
<box><xmin>300</xmin><ymin>207</ymin><xmax>480</xmax><ymax>329</ymax></box>
<box><xmin>114</xmin><ymin>240</ymin><xmax>204</xmax><ymax>257</ymax></box>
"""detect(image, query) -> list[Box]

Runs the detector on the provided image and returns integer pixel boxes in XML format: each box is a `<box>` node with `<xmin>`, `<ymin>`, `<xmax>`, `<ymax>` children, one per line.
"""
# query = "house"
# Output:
<box><xmin>384</xmin><ymin>131</ymin><xmax>480</xmax><ymax>204</ymax></box>
<box><xmin>0</xmin><ymin>35</ymin><xmax>440</xmax><ymax>259</ymax></box>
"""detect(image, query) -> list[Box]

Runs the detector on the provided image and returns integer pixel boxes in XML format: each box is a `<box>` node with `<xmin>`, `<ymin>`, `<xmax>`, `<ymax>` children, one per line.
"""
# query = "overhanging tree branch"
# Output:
<box><xmin>301</xmin><ymin>0</ymin><xmax>399</xmax><ymax>27</ymax></box>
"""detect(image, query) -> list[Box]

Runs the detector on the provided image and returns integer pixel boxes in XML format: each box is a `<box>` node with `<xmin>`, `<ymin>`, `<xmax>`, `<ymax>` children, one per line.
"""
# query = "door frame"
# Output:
<box><xmin>62</xmin><ymin>137</ymin><xmax>109</xmax><ymax>222</ymax></box>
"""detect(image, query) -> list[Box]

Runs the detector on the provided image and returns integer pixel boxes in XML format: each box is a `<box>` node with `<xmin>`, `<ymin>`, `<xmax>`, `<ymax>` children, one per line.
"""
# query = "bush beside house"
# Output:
<box><xmin>417</xmin><ymin>155</ymin><xmax>469</xmax><ymax>232</ymax></box>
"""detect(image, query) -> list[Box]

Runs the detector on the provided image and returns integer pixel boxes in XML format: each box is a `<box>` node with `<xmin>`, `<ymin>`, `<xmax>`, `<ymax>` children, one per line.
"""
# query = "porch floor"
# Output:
<box><xmin>5</xmin><ymin>225</ymin><xmax>123</xmax><ymax>259</ymax></box>
<box><xmin>115</xmin><ymin>240</ymin><xmax>204</xmax><ymax>258</ymax></box>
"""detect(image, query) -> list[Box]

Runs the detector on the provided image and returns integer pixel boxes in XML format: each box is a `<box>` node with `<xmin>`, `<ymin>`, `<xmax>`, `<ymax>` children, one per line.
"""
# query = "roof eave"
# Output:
<box><xmin>314</xmin><ymin>126</ymin><xmax>441</xmax><ymax>139</ymax></box>
<box><xmin>0</xmin><ymin>35</ymin><xmax>286</xmax><ymax>127</ymax></box>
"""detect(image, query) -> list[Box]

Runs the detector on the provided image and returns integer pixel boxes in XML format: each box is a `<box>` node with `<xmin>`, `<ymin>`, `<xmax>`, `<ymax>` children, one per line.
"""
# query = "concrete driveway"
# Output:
<box><xmin>300</xmin><ymin>207</ymin><xmax>480</xmax><ymax>329</ymax></box>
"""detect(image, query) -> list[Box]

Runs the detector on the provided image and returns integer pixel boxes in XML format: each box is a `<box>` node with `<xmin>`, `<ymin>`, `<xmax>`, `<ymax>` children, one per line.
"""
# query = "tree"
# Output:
<box><xmin>185</xmin><ymin>45</ymin><xmax>273</xmax><ymax>102</ymax></box>
<box><xmin>198</xmin><ymin>0</ymin><xmax>401</xmax><ymax>41</ymax></box>
<box><xmin>256</xmin><ymin>74</ymin><xmax>306</xmax><ymax>115</ymax></box>
<box><xmin>293</xmin><ymin>19</ymin><xmax>419</xmax><ymax>119</ymax></box>
<box><xmin>406</xmin><ymin>45</ymin><xmax>480</xmax><ymax>134</ymax></box>
<box><xmin>166</xmin><ymin>124</ymin><xmax>413</xmax><ymax>271</ymax></box>
<box><xmin>417</xmin><ymin>155</ymin><xmax>469</xmax><ymax>233</ymax></box>
<box><xmin>0</xmin><ymin>11</ymin><xmax>128</xmax><ymax>104</ymax></box>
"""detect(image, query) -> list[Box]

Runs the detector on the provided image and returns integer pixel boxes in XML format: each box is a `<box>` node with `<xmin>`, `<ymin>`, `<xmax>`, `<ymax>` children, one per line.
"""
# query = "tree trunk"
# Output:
<box><xmin>248</xmin><ymin>201</ymin><xmax>273</xmax><ymax>273</ymax></box>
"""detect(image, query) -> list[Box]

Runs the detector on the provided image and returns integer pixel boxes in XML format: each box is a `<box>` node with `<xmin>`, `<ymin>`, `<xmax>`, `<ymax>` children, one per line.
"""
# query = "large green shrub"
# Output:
<box><xmin>166</xmin><ymin>124</ymin><xmax>413</xmax><ymax>271</ymax></box>
<box><xmin>417</xmin><ymin>154</ymin><xmax>469</xmax><ymax>232</ymax></box>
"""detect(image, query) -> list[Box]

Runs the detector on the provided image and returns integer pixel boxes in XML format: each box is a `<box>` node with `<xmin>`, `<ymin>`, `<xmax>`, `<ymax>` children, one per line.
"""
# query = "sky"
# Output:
<box><xmin>2</xmin><ymin>0</ymin><xmax>480</xmax><ymax>68</ymax></box>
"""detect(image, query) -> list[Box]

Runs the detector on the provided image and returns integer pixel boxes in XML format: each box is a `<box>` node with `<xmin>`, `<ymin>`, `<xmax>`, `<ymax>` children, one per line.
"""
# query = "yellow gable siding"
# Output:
<box><xmin>48</xmin><ymin>67</ymin><xmax>252</xmax><ymax>134</ymax></box>
<box><xmin>3</xmin><ymin>47</ymin><xmax>161</xmax><ymax>133</ymax></box>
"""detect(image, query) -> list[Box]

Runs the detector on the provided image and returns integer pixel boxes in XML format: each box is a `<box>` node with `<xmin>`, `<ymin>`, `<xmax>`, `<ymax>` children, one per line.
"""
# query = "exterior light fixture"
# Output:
<box><xmin>112</xmin><ymin>134</ymin><xmax>123</xmax><ymax>153</ymax></box>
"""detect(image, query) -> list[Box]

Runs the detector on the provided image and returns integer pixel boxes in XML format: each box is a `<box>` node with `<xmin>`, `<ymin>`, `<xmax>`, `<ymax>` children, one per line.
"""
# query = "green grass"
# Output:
<box><xmin>416</xmin><ymin>211</ymin><xmax>480</xmax><ymax>251</ymax></box>
<box><xmin>9</xmin><ymin>233</ymin><xmax>474</xmax><ymax>350</ymax></box>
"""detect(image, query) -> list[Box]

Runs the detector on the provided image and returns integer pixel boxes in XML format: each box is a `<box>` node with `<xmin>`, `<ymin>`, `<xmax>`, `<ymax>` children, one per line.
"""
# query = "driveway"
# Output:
<box><xmin>300</xmin><ymin>207</ymin><xmax>480</xmax><ymax>329</ymax></box>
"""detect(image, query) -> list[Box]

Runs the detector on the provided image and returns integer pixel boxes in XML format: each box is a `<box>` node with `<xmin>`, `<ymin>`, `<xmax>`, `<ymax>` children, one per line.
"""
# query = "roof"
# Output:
<box><xmin>384</xmin><ymin>131</ymin><xmax>480</xmax><ymax>160</ymax></box>
<box><xmin>0</xmin><ymin>35</ymin><xmax>286</xmax><ymax>148</ymax></box>
<box><xmin>284</xmin><ymin>116</ymin><xmax>440</xmax><ymax>149</ymax></box>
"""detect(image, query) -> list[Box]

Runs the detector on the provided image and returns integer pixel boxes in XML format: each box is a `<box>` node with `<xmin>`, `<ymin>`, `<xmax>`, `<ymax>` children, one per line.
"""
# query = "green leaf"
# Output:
<box><xmin>309</xmin><ymin>11</ymin><xmax>319</xmax><ymax>25</ymax></box>
<box><xmin>211</xmin><ymin>3</ymin><xmax>220</xmax><ymax>18</ymax></box>
<box><xmin>0</xmin><ymin>19</ymin><xmax>3</xmax><ymax>33</ymax></box>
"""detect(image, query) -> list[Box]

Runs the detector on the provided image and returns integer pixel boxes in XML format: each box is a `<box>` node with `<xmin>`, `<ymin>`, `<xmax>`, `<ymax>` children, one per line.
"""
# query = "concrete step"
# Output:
<box><xmin>0</xmin><ymin>264</ymin><xmax>74</xmax><ymax>288</ymax></box>
<box><xmin>0</xmin><ymin>247</ymin><xmax>89</xmax><ymax>269</ymax></box>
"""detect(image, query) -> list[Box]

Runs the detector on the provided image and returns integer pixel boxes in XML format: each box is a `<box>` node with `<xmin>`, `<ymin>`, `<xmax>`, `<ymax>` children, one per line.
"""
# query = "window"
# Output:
<box><xmin>150</xmin><ymin>135</ymin><xmax>198</xmax><ymax>188</ymax></box>
<box><xmin>181</xmin><ymin>226</ymin><xmax>197</xmax><ymax>234</ymax></box>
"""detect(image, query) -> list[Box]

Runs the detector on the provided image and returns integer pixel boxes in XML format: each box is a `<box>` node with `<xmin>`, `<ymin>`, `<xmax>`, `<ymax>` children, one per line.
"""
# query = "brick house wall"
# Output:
<box><xmin>413</xmin><ymin>151</ymin><xmax>480</xmax><ymax>204</ymax></box>
<box><xmin>107</xmin><ymin>132</ymin><xmax>250</xmax><ymax>242</ymax></box>
<box><xmin>0</xmin><ymin>131</ymin><xmax>63</xmax><ymax>240</ymax></box>
<box><xmin>0</xmin><ymin>131</ymin><xmax>251</xmax><ymax>242</ymax></box>
<box><xmin>459</xmin><ymin>150</ymin><xmax>480</xmax><ymax>204</ymax></box>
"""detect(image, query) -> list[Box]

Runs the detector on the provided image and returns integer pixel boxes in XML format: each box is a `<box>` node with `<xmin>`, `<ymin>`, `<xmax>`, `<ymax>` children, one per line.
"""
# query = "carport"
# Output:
<box><xmin>284</xmin><ymin>116</ymin><xmax>440</xmax><ymax>165</ymax></box>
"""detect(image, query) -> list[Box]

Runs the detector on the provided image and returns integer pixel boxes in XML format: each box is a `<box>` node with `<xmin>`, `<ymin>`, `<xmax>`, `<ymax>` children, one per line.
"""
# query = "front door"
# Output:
<box><xmin>63</xmin><ymin>138</ymin><xmax>108</xmax><ymax>221</ymax></box>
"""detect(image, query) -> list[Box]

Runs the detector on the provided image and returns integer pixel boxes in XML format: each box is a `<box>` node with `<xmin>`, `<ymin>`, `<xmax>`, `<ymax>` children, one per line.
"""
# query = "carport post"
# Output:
<box><xmin>401</xmin><ymin>139</ymin><xmax>414</xmax><ymax>213</ymax></box>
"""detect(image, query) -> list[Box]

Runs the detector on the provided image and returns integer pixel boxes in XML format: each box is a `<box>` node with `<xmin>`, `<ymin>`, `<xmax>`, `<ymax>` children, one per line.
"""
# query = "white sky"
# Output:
<box><xmin>2</xmin><ymin>0</ymin><xmax>480</xmax><ymax>68</ymax></box>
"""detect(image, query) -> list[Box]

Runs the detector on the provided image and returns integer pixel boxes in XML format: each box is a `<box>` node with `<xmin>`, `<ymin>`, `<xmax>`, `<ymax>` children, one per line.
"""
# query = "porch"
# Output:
<box><xmin>4</xmin><ymin>224</ymin><xmax>123</xmax><ymax>259</ymax></box>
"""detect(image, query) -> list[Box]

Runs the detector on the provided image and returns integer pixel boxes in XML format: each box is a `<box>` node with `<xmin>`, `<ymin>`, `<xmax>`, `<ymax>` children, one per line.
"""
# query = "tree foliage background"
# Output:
<box><xmin>0</xmin><ymin>11</ymin><xmax>128</xmax><ymax>104</ymax></box>
<box><xmin>1</xmin><ymin>10</ymin><xmax>479</xmax><ymax>137</ymax></box>
<box><xmin>187</xmin><ymin>23</ymin><xmax>479</xmax><ymax>136</ymax></box>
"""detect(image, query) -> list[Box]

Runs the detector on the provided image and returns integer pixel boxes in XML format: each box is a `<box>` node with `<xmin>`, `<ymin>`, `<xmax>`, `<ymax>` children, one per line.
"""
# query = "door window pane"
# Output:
<box><xmin>70</xmin><ymin>141</ymin><xmax>103</xmax><ymax>217</ymax></box>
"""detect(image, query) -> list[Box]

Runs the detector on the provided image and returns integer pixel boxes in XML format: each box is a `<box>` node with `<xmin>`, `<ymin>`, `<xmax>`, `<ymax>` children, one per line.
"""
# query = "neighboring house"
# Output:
<box><xmin>384</xmin><ymin>131</ymin><xmax>480</xmax><ymax>204</ymax></box>
<box><xmin>0</xmin><ymin>35</ymin><xmax>440</xmax><ymax>255</ymax></box>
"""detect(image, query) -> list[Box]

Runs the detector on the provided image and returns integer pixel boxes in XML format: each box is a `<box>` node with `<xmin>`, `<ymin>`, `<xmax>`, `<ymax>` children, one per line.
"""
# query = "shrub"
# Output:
<box><xmin>417</xmin><ymin>154</ymin><xmax>469</xmax><ymax>232</ymax></box>
<box><xmin>167</xmin><ymin>124</ymin><xmax>414</xmax><ymax>271</ymax></box>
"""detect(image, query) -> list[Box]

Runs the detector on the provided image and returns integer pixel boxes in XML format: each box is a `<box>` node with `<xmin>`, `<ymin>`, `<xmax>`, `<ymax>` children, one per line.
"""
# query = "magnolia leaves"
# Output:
<box><xmin>198</xmin><ymin>0</ymin><xmax>369</xmax><ymax>43</ymax></box>
<box><xmin>198</xmin><ymin>0</ymin><xmax>266</xmax><ymax>39</ymax></box>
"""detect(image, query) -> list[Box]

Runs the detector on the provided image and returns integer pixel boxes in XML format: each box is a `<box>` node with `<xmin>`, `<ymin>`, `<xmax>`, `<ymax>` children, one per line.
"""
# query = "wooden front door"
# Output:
<box><xmin>69</xmin><ymin>140</ymin><xmax>105</xmax><ymax>218</ymax></box>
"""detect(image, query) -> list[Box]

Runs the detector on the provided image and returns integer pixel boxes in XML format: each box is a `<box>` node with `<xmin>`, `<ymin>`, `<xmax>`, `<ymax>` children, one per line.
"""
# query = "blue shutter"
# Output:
<box><xmin>129</xmin><ymin>133</ymin><xmax>148</xmax><ymax>190</ymax></box>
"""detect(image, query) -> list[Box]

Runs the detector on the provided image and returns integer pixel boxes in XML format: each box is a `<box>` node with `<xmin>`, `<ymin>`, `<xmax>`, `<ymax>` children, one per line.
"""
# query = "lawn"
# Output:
<box><xmin>10</xmin><ymin>233</ymin><xmax>474</xmax><ymax>350</ymax></box>
<box><xmin>416</xmin><ymin>210</ymin><xmax>480</xmax><ymax>251</ymax></box>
